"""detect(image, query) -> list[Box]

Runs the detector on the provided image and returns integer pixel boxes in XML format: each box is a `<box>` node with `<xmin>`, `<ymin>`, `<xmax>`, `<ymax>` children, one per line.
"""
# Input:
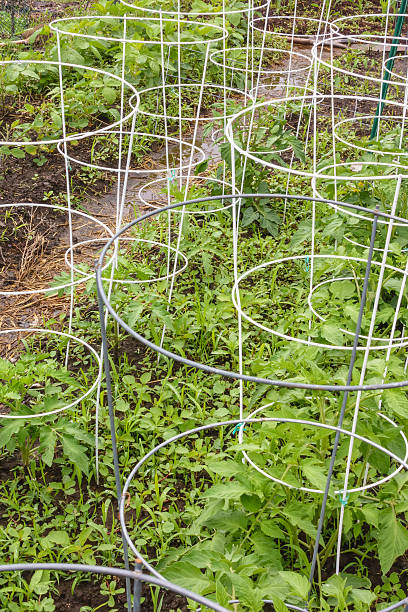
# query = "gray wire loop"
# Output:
<box><xmin>118</xmin><ymin>417</ymin><xmax>408</xmax><ymax>608</ymax></box>
<box><xmin>0</xmin><ymin>563</ymin><xmax>229</xmax><ymax>611</ymax></box>
<box><xmin>96</xmin><ymin>192</ymin><xmax>408</xmax><ymax>393</ymax></box>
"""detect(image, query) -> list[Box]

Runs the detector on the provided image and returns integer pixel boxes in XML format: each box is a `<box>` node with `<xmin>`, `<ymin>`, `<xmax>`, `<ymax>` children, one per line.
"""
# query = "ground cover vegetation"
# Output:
<box><xmin>1</xmin><ymin>0</ymin><xmax>408</xmax><ymax>610</ymax></box>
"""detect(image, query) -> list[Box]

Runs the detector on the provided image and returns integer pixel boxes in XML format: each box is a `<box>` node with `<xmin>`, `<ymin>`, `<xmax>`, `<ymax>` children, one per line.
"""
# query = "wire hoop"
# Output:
<box><xmin>58</xmin><ymin>131</ymin><xmax>205</xmax><ymax>176</ymax></box>
<box><xmin>0</xmin><ymin>327</ymin><xmax>101</xmax><ymax>419</ymax></box>
<box><xmin>0</xmin><ymin>203</ymin><xmax>113</xmax><ymax>296</ymax></box>
<box><xmin>49</xmin><ymin>15</ymin><xmax>228</xmax><ymax>46</ymax></box>
<box><xmin>0</xmin><ymin>563</ymin><xmax>229</xmax><ymax>611</ymax></box>
<box><xmin>0</xmin><ymin>60</ymin><xmax>139</xmax><ymax>147</ymax></box>
<box><xmin>96</xmin><ymin>193</ymin><xmax>408</xmax><ymax>392</ymax></box>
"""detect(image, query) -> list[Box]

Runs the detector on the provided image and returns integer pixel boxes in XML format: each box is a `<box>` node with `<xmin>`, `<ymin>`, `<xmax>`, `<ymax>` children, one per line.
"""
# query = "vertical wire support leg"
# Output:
<box><xmin>335</xmin><ymin>175</ymin><xmax>403</xmax><ymax>572</ymax></box>
<box><xmin>95</xmin><ymin>12</ymin><xmax>128</xmax><ymax>485</ymax></box>
<box><xmin>307</xmin><ymin>206</ymin><xmax>380</xmax><ymax>597</ymax></box>
<box><xmin>56</xmin><ymin>31</ymin><xmax>75</xmax><ymax>365</ymax></box>
<box><xmin>158</xmin><ymin>42</ymin><xmax>211</xmax><ymax>352</ymax></box>
<box><xmin>96</xmin><ymin>277</ymin><xmax>132</xmax><ymax>611</ymax></box>
<box><xmin>132</xmin><ymin>559</ymin><xmax>143</xmax><ymax>612</ymax></box>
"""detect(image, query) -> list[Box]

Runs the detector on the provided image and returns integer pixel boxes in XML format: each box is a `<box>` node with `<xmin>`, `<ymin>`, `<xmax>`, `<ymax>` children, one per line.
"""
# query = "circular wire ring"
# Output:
<box><xmin>49</xmin><ymin>15</ymin><xmax>228</xmax><ymax>45</ymax></box>
<box><xmin>239</xmin><ymin>405</ymin><xmax>408</xmax><ymax>495</ymax></box>
<box><xmin>73</xmin><ymin>237</ymin><xmax>188</xmax><ymax>284</ymax></box>
<box><xmin>134</xmin><ymin>84</ymin><xmax>252</xmax><ymax>121</ymax></box>
<box><xmin>0</xmin><ymin>60</ymin><xmax>140</xmax><ymax>147</ymax></box>
<box><xmin>312</xmin><ymin>161</ymin><xmax>408</xmax><ymax>225</ymax></box>
<box><xmin>209</xmin><ymin>46</ymin><xmax>312</xmax><ymax>75</ymax></box>
<box><xmin>333</xmin><ymin>113</ymin><xmax>408</xmax><ymax>158</ymax></box>
<box><xmin>0</xmin><ymin>203</ymin><xmax>113</xmax><ymax>296</ymax></box>
<box><xmin>330</xmin><ymin>13</ymin><xmax>408</xmax><ymax>46</ymax></box>
<box><xmin>0</xmin><ymin>327</ymin><xmax>101</xmax><ymax>419</ymax></box>
<box><xmin>138</xmin><ymin>175</ymin><xmax>239</xmax><ymax>214</ymax></box>
<box><xmin>96</xmin><ymin>193</ymin><xmax>408</xmax><ymax>392</ymax></box>
<box><xmin>343</xmin><ymin>234</ymin><xmax>383</xmax><ymax>253</ymax></box>
<box><xmin>0</xmin><ymin>563</ymin><xmax>228</xmax><ymax>612</ymax></box>
<box><xmin>382</xmin><ymin>53</ymin><xmax>408</xmax><ymax>83</ymax></box>
<box><xmin>307</xmin><ymin>275</ymin><xmax>408</xmax><ymax>343</ymax></box>
<box><xmin>58</xmin><ymin>131</ymin><xmax>205</xmax><ymax>175</ymax></box>
<box><xmin>117</xmin><ymin>0</ymin><xmax>269</xmax><ymax>18</ymax></box>
<box><xmin>119</xmin><ymin>417</ymin><xmax>408</xmax><ymax>578</ymax></box>
<box><xmin>232</xmin><ymin>254</ymin><xmax>408</xmax><ymax>351</ymax></box>
<box><xmin>312</xmin><ymin>32</ymin><xmax>408</xmax><ymax>87</ymax></box>
<box><xmin>225</xmin><ymin>94</ymin><xmax>408</xmax><ymax>180</ymax></box>
<box><xmin>250</xmin><ymin>14</ymin><xmax>334</xmax><ymax>39</ymax></box>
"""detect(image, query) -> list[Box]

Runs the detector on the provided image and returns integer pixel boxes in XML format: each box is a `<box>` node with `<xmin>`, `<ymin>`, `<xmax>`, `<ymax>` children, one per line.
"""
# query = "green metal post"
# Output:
<box><xmin>370</xmin><ymin>0</ymin><xmax>408</xmax><ymax>139</ymax></box>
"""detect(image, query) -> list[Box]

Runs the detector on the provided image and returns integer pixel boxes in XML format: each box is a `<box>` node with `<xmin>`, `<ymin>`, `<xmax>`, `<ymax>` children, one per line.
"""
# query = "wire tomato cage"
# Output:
<box><xmin>96</xmin><ymin>193</ymin><xmax>408</xmax><ymax>610</ymax></box>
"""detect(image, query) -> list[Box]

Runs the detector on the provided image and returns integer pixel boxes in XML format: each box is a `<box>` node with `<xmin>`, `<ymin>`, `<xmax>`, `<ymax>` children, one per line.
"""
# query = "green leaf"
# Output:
<box><xmin>203</xmin><ymin>510</ymin><xmax>248</xmax><ymax>532</ymax></box>
<box><xmin>39</xmin><ymin>427</ymin><xmax>57</xmax><ymax>467</ymax></box>
<box><xmin>205</xmin><ymin>459</ymin><xmax>247</xmax><ymax>478</ymax></box>
<box><xmin>30</xmin><ymin>570</ymin><xmax>44</xmax><ymax>588</ymax></box>
<box><xmin>329</xmin><ymin>280</ymin><xmax>355</xmax><ymax>300</ymax></box>
<box><xmin>163</xmin><ymin>562</ymin><xmax>212</xmax><ymax>594</ymax></box>
<box><xmin>220</xmin><ymin>140</ymin><xmax>232</xmax><ymax>165</ymax></box>
<box><xmin>321</xmin><ymin>323</ymin><xmax>344</xmax><ymax>346</ymax></box>
<box><xmin>271</xmin><ymin>598</ymin><xmax>289</xmax><ymax>612</ymax></box>
<box><xmin>50</xmin><ymin>369</ymin><xmax>80</xmax><ymax>388</ymax></box>
<box><xmin>61</xmin><ymin>423</ymin><xmax>94</xmax><ymax>445</ymax></box>
<box><xmin>384</xmin><ymin>277</ymin><xmax>403</xmax><ymax>292</ymax></box>
<box><xmin>5</xmin><ymin>66</ymin><xmax>21</xmax><ymax>82</ymax></box>
<box><xmin>321</xmin><ymin>216</ymin><xmax>344</xmax><ymax>240</ymax></box>
<box><xmin>289</xmin><ymin>220</ymin><xmax>312</xmax><ymax>249</ymax></box>
<box><xmin>350</xmin><ymin>588</ymin><xmax>376</xmax><ymax>605</ymax></box>
<box><xmin>301</xmin><ymin>462</ymin><xmax>326</xmax><ymax>490</ymax></box>
<box><xmin>241</xmin><ymin>206</ymin><xmax>259</xmax><ymax>227</ymax></box>
<box><xmin>361</xmin><ymin>505</ymin><xmax>380</xmax><ymax>528</ymax></box>
<box><xmin>180</xmin><ymin>548</ymin><xmax>217</xmax><ymax>569</ymax></box>
<box><xmin>140</xmin><ymin>372</ymin><xmax>151</xmax><ymax>385</ymax></box>
<box><xmin>201</xmin><ymin>481</ymin><xmax>249</xmax><ymax>500</ymax></box>
<box><xmin>283</xmin><ymin>503</ymin><xmax>319</xmax><ymax>541</ymax></box>
<box><xmin>241</xmin><ymin>493</ymin><xmax>262</xmax><ymax>512</ymax></box>
<box><xmin>260</xmin><ymin>520</ymin><xmax>286</xmax><ymax>539</ymax></box>
<box><xmin>252</xmin><ymin>532</ymin><xmax>283</xmax><ymax>569</ymax></box>
<box><xmin>29</xmin><ymin>570</ymin><xmax>51</xmax><ymax>595</ymax></box>
<box><xmin>50</xmin><ymin>110</ymin><xmax>62</xmax><ymax>129</ymax></box>
<box><xmin>377</xmin><ymin>508</ymin><xmax>408</xmax><ymax>574</ymax></box>
<box><xmin>260</xmin><ymin>214</ymin><xmax>280</xmax><ymax>237</ymax></box>
<box><xmin>102</xmin><ymin>86</ymin><xmax>116</xmax><ymax>104</ymax></box>
<box><xmin>383</xmin><ymin>389</ymin><xmax>408</xmax><ymax>420</ymax></box>
<box><xmin>46</xmin><ymin>530</ymin><xmax>70</xmax><ymax>546</ymax></box>
<box><xmin>61</xmin><ymin>46</ymin><xmax>85</xmax><ymax>64</ymax></box>
<box><xmin>258</xmin><ymin>574</ymin><xmax>291</xmax><ymax>600</ymax></box>
<box><xmin>215</xmin><ymin>578</ymin><xmax>230</xmax><ymax>608</ymax></box>
<box><xmin>10</xmin><ymin>148</ymin><xmax>26</xmax><ymax>159</ymax></box>
<box><xmin>285</xmin><ymin>133</ymin><xmax>305</xmax><ymax>163</ymax></box>
<box><xmin>341</xmin><ymin>573</ymin><xmax>371</xmax><ymax>590</ymax></box>
<box><xmin>279</xmin><ymin>571</ymin><xmax>309</xmax><ymax>600</ymax></box>
<box><xmin>322</xmin><ymin>574</ymin><xmax>349</xmax><ymax>607</ymax></box>
<box><xmin>230</xmin><ymin>574</ymin><xmax>263</xmax><ymax>612</ymax></box>
<box><xmin>202</xmin><ymin>252</ymin><xmax>213</xmax><ymax>276</ymax></box>
<box><xmin>22</xmin><ymin>68</ymin><xmax>40</xmax><ymax>80</ymax></box>
<box><xmin>194</xmin><ymin>159</ymin><xmax>209</xmax><ymax>174</ymax></box>
<box><xmin>127</xmin><ymin>302</ymin><xmax>144</xmax><ymax>328</ymax></box>
<box><xmin>0</xmin><ymin>420</ymin><xmax>24</xmax><ymax>449</ymax></box>
<box><xmin>77</xmin><ymin>526</ymin><xmax>93</xmax><ymax>546</ymax></box>
<box><xmin>228</xmin><ymin>12</ymin><xmax>241</xmax><ymax>26</ymax></box>
<box><xmin>61</xmin><ymin>435</ymin><xmax>89</xmax><ymax>475</ymax></box>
